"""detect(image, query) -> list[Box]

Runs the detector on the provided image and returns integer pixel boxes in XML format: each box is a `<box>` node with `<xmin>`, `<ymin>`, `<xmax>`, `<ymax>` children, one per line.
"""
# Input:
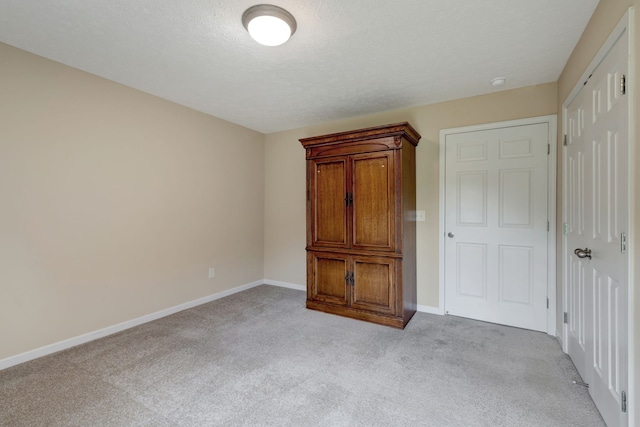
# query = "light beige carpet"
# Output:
<box><xmin>0</xmin><ymin>285</ymin><xmax>604</xmax><ymax>426</ymax></box>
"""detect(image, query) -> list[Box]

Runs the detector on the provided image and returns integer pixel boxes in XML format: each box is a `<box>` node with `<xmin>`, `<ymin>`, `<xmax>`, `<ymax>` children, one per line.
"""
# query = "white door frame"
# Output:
<box><xmin>438</xmin><ymin>115</ymin><xmax>558</xmax><ymax>335</ymax></box>
<box><xmin>561</xmin><ymin>8</ymin><xmax>634</xmax><ymax>423</ymax></box>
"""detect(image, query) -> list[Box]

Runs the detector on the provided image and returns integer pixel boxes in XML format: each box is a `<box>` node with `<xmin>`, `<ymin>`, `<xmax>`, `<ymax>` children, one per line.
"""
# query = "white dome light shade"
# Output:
<box><xmin>242</xmin><ymin>5</ymin><xmax>297</xmax><ymax>47</ymax></box>
<box><xmin>490</xmin><ymin>77</ymin><xmax>506</xmax><ymax>87</ymax></box>
<box><xmin>247</xmin><ymin>15</ymin><xmax>291</xmax><ymax>46</ymax></box>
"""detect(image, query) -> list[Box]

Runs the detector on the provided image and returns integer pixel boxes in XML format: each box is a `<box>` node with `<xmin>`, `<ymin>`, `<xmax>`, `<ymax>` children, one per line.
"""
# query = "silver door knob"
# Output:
<box><xmin>447</xmin><ymin>232</ymin><xmax>455</xmax><ymax>238</ymax></box>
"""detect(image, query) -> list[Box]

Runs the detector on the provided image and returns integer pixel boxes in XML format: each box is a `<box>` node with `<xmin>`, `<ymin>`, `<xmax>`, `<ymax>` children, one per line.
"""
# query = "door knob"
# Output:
<box><xmin>574</xmin><ymin>248</ymin><xmax>592</xmax><ymax>259</ymax></box>
<box><xmin>447</xmin><ymin>232</ymin><xmax>455</xmax><ymax>238</ymax></box>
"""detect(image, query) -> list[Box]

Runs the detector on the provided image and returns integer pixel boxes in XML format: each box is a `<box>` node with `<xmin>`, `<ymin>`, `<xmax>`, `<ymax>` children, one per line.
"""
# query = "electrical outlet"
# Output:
<box><xmin>208</xmin><ymin>268</ymin><xmax>215</xmax><ymax>279</ymax></box>
<box><xmin>416</xmin><ymin>210</ymin><xmax>426</xmax><ymax>221</ymax></box>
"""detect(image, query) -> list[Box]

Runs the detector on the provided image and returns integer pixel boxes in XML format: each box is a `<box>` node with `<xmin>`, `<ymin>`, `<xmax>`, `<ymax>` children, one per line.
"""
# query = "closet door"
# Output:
<box><xmin>309</xmin><ymin>157</ymin><xmax>349</xmax><ymax>249</ymax></box>
<box><xmin>565</xmin><ymin>30</ymin><xmax>629</xmax><ymax>427</ymax></box>
<box><xmin>351</xmin><ymin>151</ymin><xmax>395</xmax><ymax>251</ymax></box>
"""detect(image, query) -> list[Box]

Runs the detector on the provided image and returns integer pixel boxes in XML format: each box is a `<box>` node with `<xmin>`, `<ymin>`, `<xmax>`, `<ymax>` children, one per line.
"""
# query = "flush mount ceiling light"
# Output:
<box><xmin>242</xmin><ymin>4</ymin><xmax>297</xmax><ymax>47</ymax></box>
<box><xmin>490</xmin><ymin>77</ymin><xmax>506</xmax><ymax>87</ymax></box>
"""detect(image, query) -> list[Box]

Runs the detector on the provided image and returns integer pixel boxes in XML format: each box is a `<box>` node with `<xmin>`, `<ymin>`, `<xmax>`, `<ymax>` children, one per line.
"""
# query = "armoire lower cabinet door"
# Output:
<box><xmin>308</xmin><ymin>252</ymin><xmax>349</xmax><ymax>306</ymax></box>
<box><xmin>351</xmin><ymin>256</ymin><xmax>396</xmax><ymax>315</ymax></box>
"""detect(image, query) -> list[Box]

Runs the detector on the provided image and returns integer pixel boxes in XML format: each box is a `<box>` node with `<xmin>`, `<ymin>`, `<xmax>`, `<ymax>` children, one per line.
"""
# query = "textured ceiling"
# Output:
<box><xmin>0</xmin><ymin>0</ymin><xmax>599</xmax><ymax>133</ymax></box>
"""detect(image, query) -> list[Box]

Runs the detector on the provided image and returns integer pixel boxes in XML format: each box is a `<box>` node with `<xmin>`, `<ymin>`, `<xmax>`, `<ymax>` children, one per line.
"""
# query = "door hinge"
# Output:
<box><xmin>621</xmin><ymin>233</ymin><xmax>627</xmax><ymax>253</ymax></box>
<box><xmin>547</xmin><ymin>144</ymin><xmax>550</xmax><ymax>155</ymax></box>
<box><xmin>622</xmin><ymin>390</ymin><xmax>627</xmax><ymax>413</ymax></box>
<box><xmin>546</xmin><ymin>298</ymin><xmax>549</xmax><ymax>309</ymax></box>
<box><xmin>563</xmin><ymin>223</ymin><xmax>568</xmax><ymax>236</ymax></box>
<box><xmin>547</xmin><ymin>221</ymin><xmax>550</xmax><ymax>232</ymax></box>
<box><xmin>564</xmin><ymin>312</ymin><xmax>568</xmax><ymax>324</ymax></box>
<box><xmin>621</xmin><ymin>74</ymin><xmax>626</xmax><ymax>95</ymax></box>
<box><xmin>563</xmin><ymin>135</ymin><xmax>568</xmax><ymax>146</ymax></box>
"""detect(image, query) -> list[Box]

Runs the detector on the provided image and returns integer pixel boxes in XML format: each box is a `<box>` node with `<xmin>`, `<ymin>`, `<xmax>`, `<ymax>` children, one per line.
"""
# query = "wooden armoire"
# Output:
<box><xmin>300</xmin><ymin>122</ymin><xmax>421</xmax><ymax>328</ymax></box>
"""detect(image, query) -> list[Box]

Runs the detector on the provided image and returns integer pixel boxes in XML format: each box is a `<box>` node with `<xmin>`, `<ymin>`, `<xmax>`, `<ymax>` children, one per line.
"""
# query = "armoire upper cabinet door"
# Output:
<box><xmin>351</xmin><ymin>151</ymin><xmax>395</xmax><ymax>251</ymax></box>
<box><xmin>310</xmin><ymin>156</ymin><xmax>349</xmax><ymax>248</ymax></box>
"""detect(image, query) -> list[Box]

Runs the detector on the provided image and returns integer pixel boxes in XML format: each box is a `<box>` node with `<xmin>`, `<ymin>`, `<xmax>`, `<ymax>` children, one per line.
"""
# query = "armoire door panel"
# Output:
<box><xmin>309</xmin><ymin>252</ymin><xmax>349</xmax><ymax>306</ymax></box>
<box><xmin>351</xmin><ymin>152</ymin><xmax>395</xmax><ymax>251</ymax></box>
<box><xmin>311</xmin><ymin>157</ymin><xmax>349</xmax><ymax>248</ymax></box>
<box><xmin>351</xmin><ymin>256</ymin><xmax>395</xmax><ymax>314</ymax></box>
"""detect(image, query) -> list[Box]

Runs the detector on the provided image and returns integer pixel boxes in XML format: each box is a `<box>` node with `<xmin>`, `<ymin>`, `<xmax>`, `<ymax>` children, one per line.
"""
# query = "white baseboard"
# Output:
<box><xmin>0</xmin><ymin>280</ymin><xmax>264</xmax><ymax>371</ymax></box>
<box><xmin>555</xmin><ymin>330</ymin><xmax>564</xmax><ymax>348</ymax></box>
<box><xmin>1</xmin><ymin>280</ymin><xmax>439</xmax><ymax>371</ymax></box>
<box><xmin>263</xmin><ymin>279</ymin><xmax>305</xmax><ymax>291</ymax></box>
<box><xmin>417</xmin><ymin>304</ymin><xmax>444</xmax><ymax>315</ymax></box>
<box><xmin>267</xmin><ymin>281</ymin><xmax>445</xmax><ymax>316</ymax></box>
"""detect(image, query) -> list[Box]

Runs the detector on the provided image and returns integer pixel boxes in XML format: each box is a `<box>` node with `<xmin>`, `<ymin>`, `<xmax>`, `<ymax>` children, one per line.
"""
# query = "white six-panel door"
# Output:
<box><xmin>444</xmin><ymin>123</ymin><xmax>550</xmax><ymax>332</ymax></box>
<box><xmin>565</xmin><ymin>27</ymin><xmax>629</xmax><ymax>427</ymax></box>
<box><xmin>566</xmin><ymin>89</ymin><xmax>589</xmax><ymax>381</ymax></box>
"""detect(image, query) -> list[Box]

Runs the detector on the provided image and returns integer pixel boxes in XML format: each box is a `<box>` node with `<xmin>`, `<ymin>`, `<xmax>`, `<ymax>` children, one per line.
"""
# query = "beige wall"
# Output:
<box><xmin>556</xmin><ymin>1</ymin><xmax>639</xmax><ymax>424</ymax></box>
<box><xmin>264</xmin><ymin>83</ymin><xmax>557</xmax><ymax>308</ymax></box>
<box><xmin>0</xmin><ymin>43</ymin><xmax>265</xmax><ymax>360</ymax></box>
